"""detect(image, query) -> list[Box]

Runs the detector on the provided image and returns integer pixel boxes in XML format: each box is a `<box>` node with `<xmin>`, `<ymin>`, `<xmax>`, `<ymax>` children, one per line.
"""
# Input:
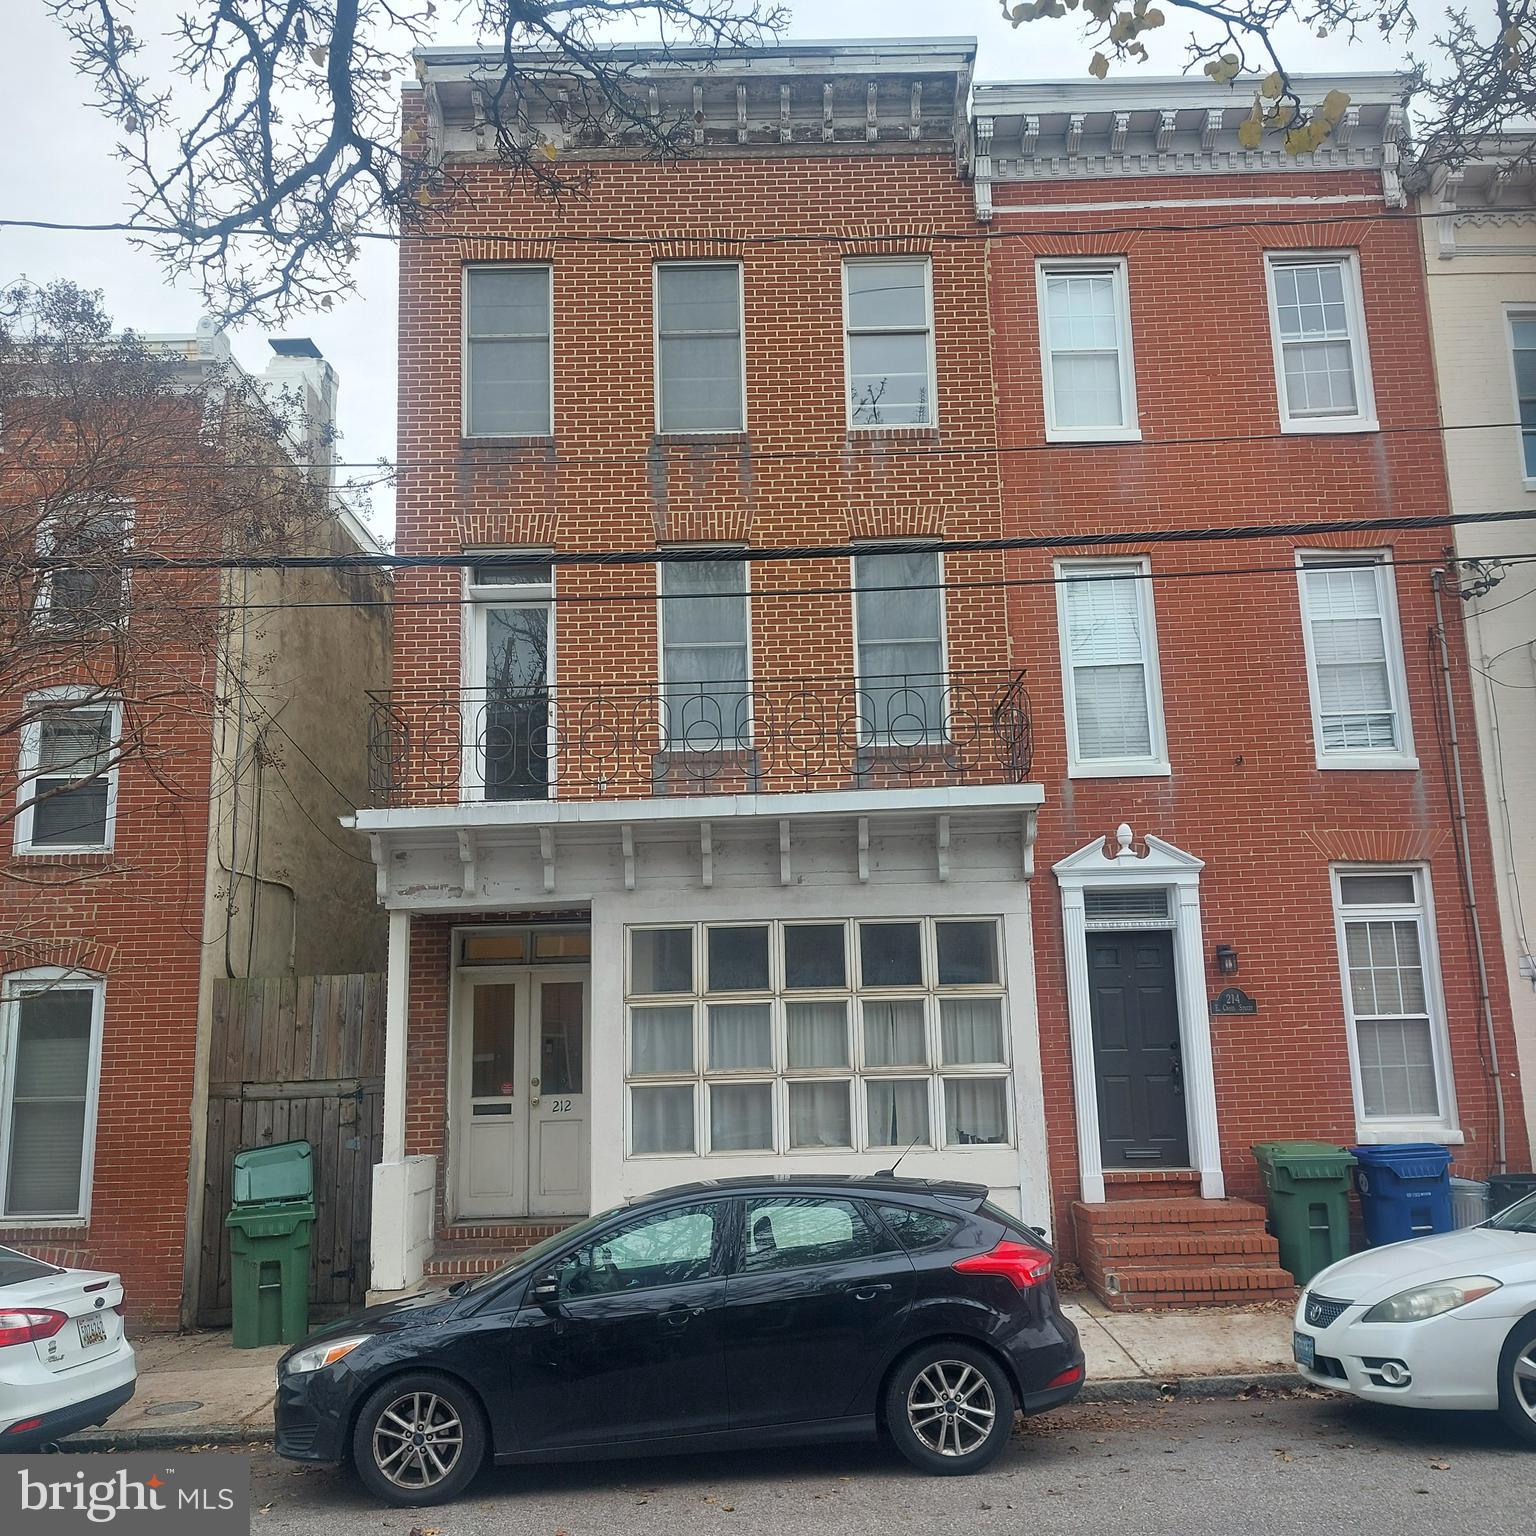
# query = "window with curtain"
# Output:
<box><xmin>660</xmin><ymin>557</ymin><xmax>751</xmax><ymax>751</ymax></box>
<box><xmin>656</xmin><ymin>263</ymin><xmax>745</xmax><ymax>432</ymax></box>
<box><xmin>464</xmin><ymin>266</ymin><xmax>552</xmax><ymax>436</ymax></box>
<box><xmin>624</xmin><ymin>919</ymin><xmax>1010</xmax><ymax>1156</ymax></box>
<box><xmin>16</xmin><ymin>700</ymin><xmax>119</xmax><ymax>853</ymax></box>
<box><xmin>1265</xmin><ymin>254</ymin><xmax>1375</xmax><ymax>429</ymax></box>
<box><xmin>1056</xmin><ymin>561</ymin><xmax>1164</xmax><ymax>773</ymax></box>
<box><xmin>1</xmin><ymin>976</ymin><xmax>100</xmax><ymax>1219</ymax></box>
<box><xmin>1511</xmin><ymin>315</ymin><xmax>1536</xmax><ymax>478</ymax></box>
<box><xmin>1297</xmin><ymin>555</ymin><xmax>1410</xmax><ymax>764</ymax></box>
<box><xmin>1334</xmin><ymin>870</ymin><xmax>1448</xmax><ymax>1123</ymax></box>
<box><xmin>1038</xmin><ymin>262</ymin><xmax>1137</xmax><ymax>438</ymax></box>
<box><xmin>854</xmin><ymin>550</ymin><xmax>945</xmax><ymax>744</ymax></box>
<box><xmin>844</xmin><ymin>259</ymin><xmax>934</xmax><ymax>426</ymax></box>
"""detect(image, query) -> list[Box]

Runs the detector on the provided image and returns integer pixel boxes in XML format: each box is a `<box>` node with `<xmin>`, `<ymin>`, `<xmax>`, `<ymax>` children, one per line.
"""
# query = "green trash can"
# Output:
<box><xmin>225</xmin><ymin>1140</ymin><xmax>315</xmax><ymax>1349</ymax></box>
<box><xmin>1252</xmin><ymin>1141</ymin><xmax>1357</xmax><ymax>1287</ymax></box>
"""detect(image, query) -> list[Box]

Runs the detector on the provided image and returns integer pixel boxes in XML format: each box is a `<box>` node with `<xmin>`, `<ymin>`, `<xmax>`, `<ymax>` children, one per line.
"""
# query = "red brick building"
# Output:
<box><xmin>359</xmin><ymin>43</ymin><xmax>1528</xmax><ymax>1305</ymax></box>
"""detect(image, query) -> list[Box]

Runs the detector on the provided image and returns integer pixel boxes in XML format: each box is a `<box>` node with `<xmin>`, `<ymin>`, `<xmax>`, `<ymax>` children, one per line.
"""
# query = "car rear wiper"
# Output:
<box><xmin>446</xmin><ymin>1279</ymin><xmax>471</xmax><ymax>1296</ymax></box>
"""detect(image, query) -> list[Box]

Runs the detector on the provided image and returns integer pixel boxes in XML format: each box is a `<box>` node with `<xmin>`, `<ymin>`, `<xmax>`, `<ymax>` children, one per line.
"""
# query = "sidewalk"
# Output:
<box><xmin>64</xmin><ymin>1298</ymin><xmax>1298</xmax><ymax>1450</ymax></box>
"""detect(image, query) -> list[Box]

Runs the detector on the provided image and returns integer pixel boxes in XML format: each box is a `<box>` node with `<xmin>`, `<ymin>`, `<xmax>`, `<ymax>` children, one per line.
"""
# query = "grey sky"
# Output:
<box><xmin>1</xmin><ymin>1</ymin><xmax>1417</xmax><ymax>541</ymax></box>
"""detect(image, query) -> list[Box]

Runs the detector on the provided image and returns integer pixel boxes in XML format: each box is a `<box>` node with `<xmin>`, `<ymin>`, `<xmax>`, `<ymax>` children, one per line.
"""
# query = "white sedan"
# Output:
<box><xmin>0</xmin><ymin>1244</ymin><xmax>136</xmax><ymax>1451</ymax></box>
<box><xmin>1294</xmin><ymin>1191</ymin><xmax>1536</xmax><ymax>1443</ymax></box>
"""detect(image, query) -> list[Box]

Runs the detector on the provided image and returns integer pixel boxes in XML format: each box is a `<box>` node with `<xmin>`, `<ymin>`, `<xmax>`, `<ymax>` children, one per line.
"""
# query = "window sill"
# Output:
<box><xmin>460</xmin><ymin>434</ymin><xmax>555</xmax><ymax>450</ymax></box>
<box><xmin>12</xmin><ymin>845</ymin><xmax>115</xmax><ymax>860</ymax></box>
<box><xmin>1067</xmin><ymin>760</ymin><xmax>1172</xmax><ymax>780</ymax></box>
<box><xmin>1045</xmin><ymin>426</ymin><xmax>1143</xmax><ymax>445</ymax></box>
<box><xmin>0</xmin><ymin>1215</ymin><xmax>89</xmax><ymax>1229</ymax></box>
<box><xmin>1315</xmin><ymin>753</ymin><xmax>1420</xmax><ymax>772</ymax></box>
<box><xmin>1279</xmin><ymin>417</ymin><xmax>1380</xmax><ymax>436</ymax></box>
<box><xmin>653</xmin><ymin>431</ymin><xmax>749</xmax><ymax>446</ymax></box>
<box><xmin>1353</xmin><ymin>1123</ymin><xmax>1464</xmax><ymax>1146</ymax></box>
<box><xmin>844</xmin><ymin>425</ymin><xmax>940</xmax><ymax>440</ymax></box>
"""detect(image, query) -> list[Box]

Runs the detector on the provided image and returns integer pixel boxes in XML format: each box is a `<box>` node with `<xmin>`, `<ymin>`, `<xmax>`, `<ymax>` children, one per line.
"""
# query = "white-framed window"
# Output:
<box><xmin>463</xmin><ymin>555</ymin><xmax>554</xmax><ymax>801</ymax></box>
<box><xmin>33</xmin><ymin>502</ymin><xmax>131</xmax><ymax>631</ymax></box>
<box><xmin>654</xmin><ymin>262</ymin><xmax>746</xmax><ymax>434</ymax></box>
<box><xmin>1505</xmin><ymin>309</ymin><xmax>1536</xmax><ymax>483</ymax></box>
<box><xmin>1295</xmin><ymin>551</ymin><xmax>1415</xmax><ymax>770</ymax></box>
<box><xmin>462</xmin><ymin>265</ymin><xmax>554</xmax><ymax>437</ymax></box>
<box><xmin>624</xmin><ymin>917</ymin><xmax>1012</xmax><ymax>1157</ymax></box>
<box><xmin>852</xmin><ymin>548</ymin><xmax>947</xmax><ymax>745</ymax></box>
<box><xmin>1264</xmin><ymin>252</ymin><xmax>1377</xmax><ymax>432</ymax></box>
<box><xmin>1035</xmin><ymin>258</ymin><xmax>1139</xmax><ymax>441</ymax></box>
<box><xmin>1330</xmin><ymin>867</ymin><xmax>1456</xmax><ymax>1135</ymax></box>
<box><xmin>843</xmin><ymin>258</ymin><xmax>937</xmax><ymax>428</ymax></box>
<box><xmin>0</xmin><ymin>968</ymin><xmax>105</xmax><ymax>1221</ymax></box>
<box><xmin>659</xmin><ymin>555</ymin><xmax>751</xmax><ymax>751</ymax></box>
<box><xmin>14</xmin><ymin>693</ymin><xmax>121</xmax><ymax>854</ymax></box>
<box><xmin>1055</xmin><ymin>558</ymin><xmax>1168</xmax><ymax>777</ymax></box>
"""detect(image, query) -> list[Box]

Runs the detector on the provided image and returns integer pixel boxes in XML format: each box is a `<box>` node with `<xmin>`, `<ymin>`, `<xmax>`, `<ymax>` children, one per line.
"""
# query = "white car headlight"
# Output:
<box><xmin>284</xmin><ymin>1335</ymin><xmax>370</xmax><ymax>1375</ymax></box>
<box><xmin>1362</xmin><ymin>1276</ymin><xmax>1502</xmax><ymax>1324</ymax></box>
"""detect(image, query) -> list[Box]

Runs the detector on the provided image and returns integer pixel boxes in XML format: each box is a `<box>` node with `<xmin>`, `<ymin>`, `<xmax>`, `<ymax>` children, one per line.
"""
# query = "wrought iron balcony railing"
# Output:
<box><xmin>366</xmin><ymin>670</ymin><xmax>1032</xmax><ymax>807</ymax></box>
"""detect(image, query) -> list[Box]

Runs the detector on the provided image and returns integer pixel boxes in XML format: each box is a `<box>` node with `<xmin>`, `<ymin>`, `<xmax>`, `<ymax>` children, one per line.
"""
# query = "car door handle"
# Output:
<box><xmin>663</xmin><ymin>1306</ymin><xmax>705</xmax><ymax>1326</ymax></box>
<box><xmin>845</xmin><ymin>1283</ymin><xmax>893</xmax><ymax>1301</ymax></box>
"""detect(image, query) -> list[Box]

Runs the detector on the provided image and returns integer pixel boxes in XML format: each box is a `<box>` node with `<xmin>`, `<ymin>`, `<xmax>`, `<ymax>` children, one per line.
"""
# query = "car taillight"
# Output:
<box><xmin>0</xmin><ymin>1309</ymin><xmax>68</xmax><ymax>1348</ymax></box>
<box><xmin>952</xmin><ymin>1238</ymin><xmax>1054</xmax><ymax>1289</ymax></box>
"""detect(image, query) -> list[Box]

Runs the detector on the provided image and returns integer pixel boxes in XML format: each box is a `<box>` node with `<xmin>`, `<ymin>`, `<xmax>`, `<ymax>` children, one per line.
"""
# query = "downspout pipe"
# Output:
<box><xmin>1432</xmin><ymin>568</ymin><xmax>1508</xmax><ymax>1173</ymax></box>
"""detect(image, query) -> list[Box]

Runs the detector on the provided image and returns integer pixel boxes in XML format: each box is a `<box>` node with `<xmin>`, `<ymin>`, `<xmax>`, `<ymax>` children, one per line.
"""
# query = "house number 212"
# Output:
<box><xmin>549</xmin><ymin>1099</ymin><xmax>573</xmax><ymax>1113</ymax></box>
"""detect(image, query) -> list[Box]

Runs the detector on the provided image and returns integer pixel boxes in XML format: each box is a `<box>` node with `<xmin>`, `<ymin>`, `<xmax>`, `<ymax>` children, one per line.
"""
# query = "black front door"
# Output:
<box><xmin>721</xmin><ymin>1195</ymin><xmax>915</xmax><ymax>1427</ymax></box>
<box><xmin>504</xmin><ymin>1199</ymin><xmax>730</xmax><ymax>1449</ymax></box>
<box><xmin>1088</xmin><ymin>931</ymin><xmax>1190</xmax><ymax>1167</ymax></box>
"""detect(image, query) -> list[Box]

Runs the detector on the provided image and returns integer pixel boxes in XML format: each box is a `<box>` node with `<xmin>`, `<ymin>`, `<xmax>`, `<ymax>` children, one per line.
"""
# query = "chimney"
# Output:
<box><xmin>262</xmin><ymin>337</ymin><xmax>339</xmax><ymax>488</ymax></box>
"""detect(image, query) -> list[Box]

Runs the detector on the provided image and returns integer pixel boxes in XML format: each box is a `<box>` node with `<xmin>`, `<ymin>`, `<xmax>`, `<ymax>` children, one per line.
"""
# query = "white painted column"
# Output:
<box><xmin>1172</xmin><ymin>885</ymin><xmax>1226</xmax><ymax>1199</ymax></box>
<box><xmin>1059</xmin><ymin>888</ymin><xmax>1106</xmax><ymax>1204</ymax></box>
<box><xmin>382</xmin><ymin>908</ymin><xmax>411</xmax><ymax>1164</ymax></box>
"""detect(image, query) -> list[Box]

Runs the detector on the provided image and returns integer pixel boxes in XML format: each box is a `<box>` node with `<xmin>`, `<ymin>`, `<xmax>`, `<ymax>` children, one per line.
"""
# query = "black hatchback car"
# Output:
<box><xmin>275</xmin><ymin>1175</ymin><xmax>1084</xmax><ymax>1504</ymax></box>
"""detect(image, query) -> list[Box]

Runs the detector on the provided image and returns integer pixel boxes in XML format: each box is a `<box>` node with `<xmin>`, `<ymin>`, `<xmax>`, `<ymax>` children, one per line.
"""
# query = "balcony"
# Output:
<box><xmin>366</xmin><ymin>671</ymin><xmax>1032</xmax><ymax>808</ymax></box>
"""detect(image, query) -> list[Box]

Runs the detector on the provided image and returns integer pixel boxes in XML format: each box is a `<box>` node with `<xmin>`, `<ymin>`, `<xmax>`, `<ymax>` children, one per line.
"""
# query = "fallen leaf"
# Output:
<box><xmin>1429</xmin><ymin>1460</ymin><xmax>1451</xmax><ymax>1471</ymax></box>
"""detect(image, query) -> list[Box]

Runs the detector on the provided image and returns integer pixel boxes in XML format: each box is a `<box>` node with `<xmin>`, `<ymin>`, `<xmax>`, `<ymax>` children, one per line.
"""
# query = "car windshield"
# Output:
<box><xmin>1486</xmin><ymin>1191</ymin><xmax>1536</xmax><ymax>1233</ymax></box>
<box><xmin>457</xmin><ymin>1205</ymin><xmax>624</xmax><ymax>1294</ymax></box>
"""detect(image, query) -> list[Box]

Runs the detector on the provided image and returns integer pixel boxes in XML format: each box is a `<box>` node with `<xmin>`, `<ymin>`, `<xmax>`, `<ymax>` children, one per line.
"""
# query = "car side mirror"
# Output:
<box><xmin>527</xmin><ymin>1272</ymin><xmax>561</xmax><ymax>1311</ymax></box>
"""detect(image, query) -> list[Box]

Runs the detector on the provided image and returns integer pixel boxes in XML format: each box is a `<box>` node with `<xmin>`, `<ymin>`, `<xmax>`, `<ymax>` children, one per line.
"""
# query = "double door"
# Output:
<box><xmin>455</xmin><ymin>969</ymin><xmax>590</xmax><ymax>1218</ymax></box>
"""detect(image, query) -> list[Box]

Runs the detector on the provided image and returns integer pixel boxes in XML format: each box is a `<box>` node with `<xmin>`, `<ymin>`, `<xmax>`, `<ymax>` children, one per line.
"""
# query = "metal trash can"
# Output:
<box><xmin>1450</xmin><ymin>1177</ymin><xmax>1489</xmax><ymax>1229</ymax></box>
<box><xmin>1349</xmin><ymin>1143</ymin><xmax>1454</xmax><ymax>1246</ymax></box>
<box><xmin>1251</xmin><ymin>1141</ymin><xmax>1356</xmax><ymax>1286</ymax></box>
<box><xmin>225</xmin><ymin>1140</ymin><xmax>315</xmax><ymax>1349</ymax></box>
<box><xmin>1488</xmin><ymin>1173</ymin><xmax>1536</xmax><ymax>1217</ymax></box>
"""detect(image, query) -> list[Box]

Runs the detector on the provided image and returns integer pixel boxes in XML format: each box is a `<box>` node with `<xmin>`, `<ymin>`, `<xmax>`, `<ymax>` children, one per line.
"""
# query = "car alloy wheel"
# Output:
<box><xmin>904</xmin><ymin>1359</ymin><xmax>998</xmax><ymax>1458</ymax></box>
<box><xmin>1514</xmin><ymin>1342</ymin><xmax>1536</xmax><ymax>1426</ymax></box>
<box><xmin>370</xmin><ymin>1389</ymin><xmax>465</xmax><ymax>1491</ymax></box>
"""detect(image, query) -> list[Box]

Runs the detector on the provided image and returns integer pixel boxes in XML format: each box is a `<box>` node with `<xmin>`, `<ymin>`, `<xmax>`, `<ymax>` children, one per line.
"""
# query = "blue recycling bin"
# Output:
<box><xmin>1350</xmin><ymin>1144</ymin><xmax>1454</xmax><ymax>1246</ymax></box>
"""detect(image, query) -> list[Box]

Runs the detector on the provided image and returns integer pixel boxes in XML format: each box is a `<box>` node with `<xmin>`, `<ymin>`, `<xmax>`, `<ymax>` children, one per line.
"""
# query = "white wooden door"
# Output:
<box><xmin>527</xmin><ymin>972</ymin><xmax>590</xmax><ymax>1217</ymax></box>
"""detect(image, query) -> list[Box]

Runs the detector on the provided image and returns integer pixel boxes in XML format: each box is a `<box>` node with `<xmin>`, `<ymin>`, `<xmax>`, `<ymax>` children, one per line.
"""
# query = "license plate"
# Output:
<box><xmin>78</xmin><ymin>1314</ymin><xmax>107</xmax><ymax>1348</ymax></box>
<box><xmin>1293</xmin><ymin>1330</ymin><xmax>1316</xmax><ymax>1369</ymax></box>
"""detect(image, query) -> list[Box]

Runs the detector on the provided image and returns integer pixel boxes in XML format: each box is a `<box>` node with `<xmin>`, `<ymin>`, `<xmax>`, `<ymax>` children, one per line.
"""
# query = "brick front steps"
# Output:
<box><xmin>424</xmin><ymin>1220</ymin><xmax>578</xmax><ymax>1281</ymax></box>
<box><xmin>1073</xmin><ymin>1194</ymin><xmax>1295</xmax><ymax>1310</ymax></box>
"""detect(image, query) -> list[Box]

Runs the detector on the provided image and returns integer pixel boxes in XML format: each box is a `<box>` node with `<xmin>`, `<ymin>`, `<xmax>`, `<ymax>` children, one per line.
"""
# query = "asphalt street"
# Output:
<box><xmin>192</xmin><ymin>1389</ymin><xmax>1536</xmax><ymax>1536</ymax></box>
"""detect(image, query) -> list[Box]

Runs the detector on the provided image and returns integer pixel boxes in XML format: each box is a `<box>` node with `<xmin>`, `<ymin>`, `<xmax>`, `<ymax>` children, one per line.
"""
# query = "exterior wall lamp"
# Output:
<box><xmin>1214</xmin><ymin>944</ymin><xmax>1239</xmax><ymax>976</ymax></box>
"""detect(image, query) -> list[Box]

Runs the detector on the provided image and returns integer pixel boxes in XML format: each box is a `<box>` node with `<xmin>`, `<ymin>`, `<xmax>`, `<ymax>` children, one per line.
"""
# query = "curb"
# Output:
<box><xmin>55</xmin><ymin>1371</ymin><xmax>1312</xmax><ymax>1451</ymax></box>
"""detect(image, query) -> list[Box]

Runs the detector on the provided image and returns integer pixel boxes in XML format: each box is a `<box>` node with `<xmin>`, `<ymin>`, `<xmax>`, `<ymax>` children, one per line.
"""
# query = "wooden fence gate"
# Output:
<box><xmin>196</xmin><ymin>974</ymin><xmax>385</xmax><ymax>1327</ymax></box>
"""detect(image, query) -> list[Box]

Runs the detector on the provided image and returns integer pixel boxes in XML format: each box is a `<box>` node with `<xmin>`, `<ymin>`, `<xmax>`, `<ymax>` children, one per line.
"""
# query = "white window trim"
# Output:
<box><xmin>1263</xmin><ymin>250</ymin><xmax>1379</xmax><ymax>434</ymax></box>
<box><xmin>842</xmin><ymin>256</ymin><xmax>939</xmax><ymax>432</ymax></box>
<box><xmin>459</xmin><ymin>554</ymin><xmax>557</xmax><ymax>802</ymax></box>
<box><xmin>460</xmin><ymin>264</ymin><xmax>556</xmax><ymax>439</ymax></box>
<box><xmin>652</xmin><ymin>261</ymin><xmax>748</xmax><ymax>436</ymax></box>
<box><xmin>1501</xmin><ymin>304</ymin><xmax>1536</xmax><ymax>492</ymax></box>
<box><xmin>13</xmin><ymin>689</ymin><xmax>122</xmax><ymax>856</ymax></box>
<box><xmin>1294</xmin><ymin>549</ymin><xmax>1417</xmax><ymax>771</ymax></box>
<box><xmin>1035</xmin><ymin>257</ymin><xmax>1141</xmax><ymax>444</ymax></box>
<box><xmin>32</xmin><ymin>502</ymin><xmax>133</xmax><ymax>632</ymax></box>
<box><xmin>850</xmin><ymin>545</ymin><xmax>951</xmax><ymax>748</ymax></box>
<box><xmin>656</xmin><ymin>548</ymin><xmax>755</xmax><ymax>752</ymax></box>
<box><xmin>1054</xmin><ymin>557</ymin><xmax>1170</xmax><ymax>779</ymax></box>
<box><xmin>0</xmin><ymin>967</ymin><xmax>105</xmax><ymax>1224</ymax></box>
<box><xmin>1329</xmin><ymin>864</ymin><xmax>1461</xmax><ymax>1143</ymax></box>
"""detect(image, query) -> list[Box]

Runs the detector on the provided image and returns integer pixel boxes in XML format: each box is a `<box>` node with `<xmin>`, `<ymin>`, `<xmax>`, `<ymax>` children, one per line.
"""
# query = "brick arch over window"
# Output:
<box><xmin>1304</xmin><ymin>829</ymin><xmax>1451</xmax><ymax>863</ymax></box>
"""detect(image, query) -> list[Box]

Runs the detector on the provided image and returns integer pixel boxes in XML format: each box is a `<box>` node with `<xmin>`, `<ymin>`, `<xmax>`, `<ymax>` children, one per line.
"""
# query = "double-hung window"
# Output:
<box><xmin>1507</xmin><ymin>312</ymin><xmax>1536</xmax><ymax>481</ymax></box>
<box><xmin>1295</xmin><ymin>552</ymin><xmax>1414</xmax><ymax>769</ymax></box>
<box><xmin>853</xmin><ymin>549</ymin><xmax>946</xmax><ymax>745</ymax></box>
<box><xmin>660</xmin><ymin>556</ymin><xmax>751</xmax><ymax>751</ymax></box>
<box><xmin>465</xmin><ymin>556</ymin><xmax>553</xmax><ymax>800</ymax></box>
<box><xmin>1036</xmin><ymin>259</ymin><xmax>1139</xmax><ymax>440</ymax></box>
<box><xmin>34</xmin><ymin>503</ymin><xmax>130</xmax><ymax>630</ymax></box>
<box><xmin>1055</xmin><ymin>559</ymin><xmax>1167</xmax><ymax>776</ymax></box>
<box><xmin>15</xmin><ymin>696</ymin><xmax>120</xmax><ymax>853</ymax></box>
<box><xmin>463</xmin><ymin>266</ymin><xmax>553</xmax><ymax>437</ymax></box>
<box><xmin>625</xmin><ymin>917</ymin><xmax>1012</xmax><ymax>1157</ymax></box>
<box><xmin>844</xmin><ymin>258</ymin><xmax>936</xmax><ymax>428</ymax></box>
<box><xmin>1331</xmin><ymin>869</ymin><xmax>1454</xmax><ymax>1133</ymax></box>
<box><xmin>655</xmin><ymin>263</ymin><xmax>745</xmax><ymax>433</ymax></box>
<box><xmin>1265</xmin><ymin>253</ymin><xmax>1377</xmax><ymax>431</ymax></box>
<box><xmin>0</xmin><ymin>970</ymin><xmax>105</xmax><ymax>1220</ymax></box>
